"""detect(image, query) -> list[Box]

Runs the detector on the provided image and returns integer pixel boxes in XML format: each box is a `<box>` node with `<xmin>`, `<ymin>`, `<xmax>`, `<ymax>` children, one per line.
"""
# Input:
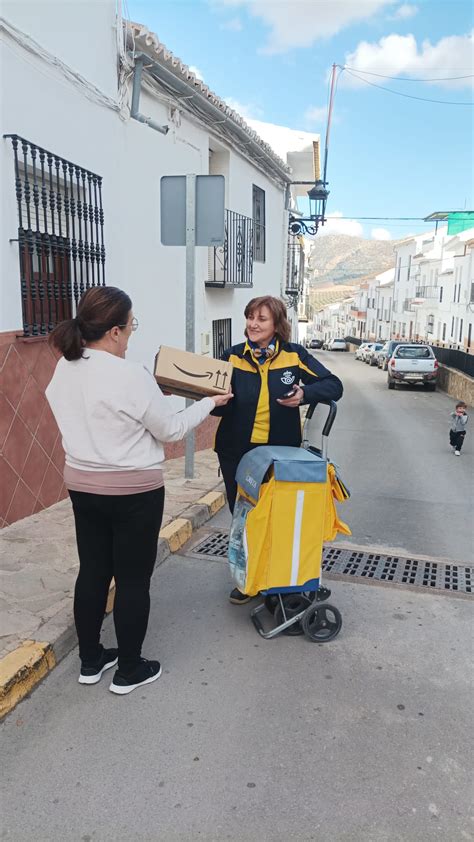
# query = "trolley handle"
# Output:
<box><xmin>303</xmin><ymin>400</ymin><xmax>338</xmax><ymax>459</ymax></box>
<box><xmin>305</xmin><ymin>400</ymin><xmax>337</xmax><ymax>436</ymax></box>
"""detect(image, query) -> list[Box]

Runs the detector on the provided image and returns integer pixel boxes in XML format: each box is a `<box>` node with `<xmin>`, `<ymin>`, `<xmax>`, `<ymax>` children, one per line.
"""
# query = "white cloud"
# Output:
<box><xmin>188</xmin><ymin>65</ymin><xmax>205</xmax><ymax>81</ymax></box>
<box><xmin>212</xmin><ymin>0</ymin><xmax>392</xmax><ymax>54</ymax></box>
<box><xmin>304</xmin><ymin>105</ymin><xmax>327</xmax><ymax>125</ymax></box>
<box><xmin>319</xmin><ymin>211</ymin><xmax>364</xmax><ymax>238</ymax></box>
<box><xmin>223</xmin><ymin>97</ymin><xmax>263</xmax><ymax>120</ymax></box>
<box><xmin>221</xmin><ymin>16</ymin><xmax>243</xmax><ymax>31</ymax></box>
<box><xmin>389</xmin><ymin>3</ymin><xmax>418</xmax><ymax>20</ymax></box>
<box><xmin>342</xmin><ymin>31</ymin><xmax>474</xmax><ymax>89</ymax></box>
<box><xmin>371</xmin><ymin>227</ymin><xmax>392</xmax><ymax>240</ymax></box>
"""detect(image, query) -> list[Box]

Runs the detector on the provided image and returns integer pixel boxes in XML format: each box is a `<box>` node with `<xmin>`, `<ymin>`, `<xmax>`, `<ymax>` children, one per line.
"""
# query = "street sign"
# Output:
<box><xmin>160</xmin><ymin>174</ymin><xmax>225</xmax><ymax>246</ymax></box>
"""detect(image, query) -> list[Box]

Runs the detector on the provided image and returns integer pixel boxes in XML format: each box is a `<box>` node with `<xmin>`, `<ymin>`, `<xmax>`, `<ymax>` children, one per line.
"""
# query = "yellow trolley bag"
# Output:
<box><xmin>227</xmin><ymin>401</ymin><xmax>350</xmax><ymax>642</ymax></box>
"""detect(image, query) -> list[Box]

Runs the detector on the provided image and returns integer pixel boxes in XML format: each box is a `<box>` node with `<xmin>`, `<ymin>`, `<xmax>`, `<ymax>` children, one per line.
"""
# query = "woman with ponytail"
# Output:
<box><xmin>46</xmin><ymin>286</ymin><xmax>233</xmax><ymax>695</ymax></box>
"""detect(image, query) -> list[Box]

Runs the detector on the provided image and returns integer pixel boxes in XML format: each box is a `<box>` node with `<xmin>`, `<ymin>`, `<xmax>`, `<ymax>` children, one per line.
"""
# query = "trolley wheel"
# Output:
<box><xmin>301</xmin><ymin>603</ymin><xmax>342</xmax><ymax>643</ymax></box>
<box><xmin>273</xmin><ymin>595</ymin><xmax>309</xmax><ymax>636</ymax></box>
<box><xmin>264</xmin><ymin>595</ymin><xmax>279</xmax><ymax>615</ymax></box>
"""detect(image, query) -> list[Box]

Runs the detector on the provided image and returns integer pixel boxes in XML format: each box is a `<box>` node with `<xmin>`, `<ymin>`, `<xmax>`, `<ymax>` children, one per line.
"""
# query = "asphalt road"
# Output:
<box><xmin>307</xmin><ymin>350</ymin><xmax>473</xmax><ymax>563</ymax></box>
<box><xmin>1</xmin><ymin>350</ymin><xmax>473</xmax><ymax>842</ymax></box>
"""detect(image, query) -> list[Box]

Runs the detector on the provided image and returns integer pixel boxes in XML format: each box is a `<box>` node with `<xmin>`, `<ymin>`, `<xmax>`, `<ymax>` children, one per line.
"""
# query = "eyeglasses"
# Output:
<box><xmin>118</xmin><ymin>317</ymin><xmax>139</xmax><ymax>331</ymax></box>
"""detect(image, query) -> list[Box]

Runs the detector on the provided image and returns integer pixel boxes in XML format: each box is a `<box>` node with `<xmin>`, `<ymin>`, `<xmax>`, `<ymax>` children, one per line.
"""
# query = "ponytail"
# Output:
<box><xmin>48</xmin><ymin>286</ymin><xmax>132</xmax><ymax>361</ymax></box>
<box><xmin>49</xmin><ymin>317</ymin><xmax>84</xmax><ymax>361</ymax></box>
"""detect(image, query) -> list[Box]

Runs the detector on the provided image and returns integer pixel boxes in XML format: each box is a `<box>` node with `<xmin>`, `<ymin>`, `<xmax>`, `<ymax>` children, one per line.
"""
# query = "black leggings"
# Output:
<box><xmin>69</xmin><ymin>487</ymin><xmax>165</xmax><ymax>671</ymax></box>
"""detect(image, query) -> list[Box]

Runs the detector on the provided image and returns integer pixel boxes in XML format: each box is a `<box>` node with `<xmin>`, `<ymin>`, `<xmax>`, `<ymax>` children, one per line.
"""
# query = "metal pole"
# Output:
<box><xmin>185</xmin><ymin>174</ymin><xmax>196</xmax><ymax>479</ymax></box>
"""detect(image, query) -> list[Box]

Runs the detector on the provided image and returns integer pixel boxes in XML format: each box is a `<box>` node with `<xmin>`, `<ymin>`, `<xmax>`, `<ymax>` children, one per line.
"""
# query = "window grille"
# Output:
<box><xmin>212</xmin><ymin>318</ymin><xmax>232</xmax><ymax>359</ymax></box>
<box><xmin>252</xmin><ymin>185</ymin><xmax>266</xmax><ymax>263</ymax></box>
<box><xmin>207</xmin><ymin>210</ymin><xmax>253</xmax><ymax>287</ymax></box>
<box><xmin>5</xmin><ymin>134</ymin><xmax>105</xmax><ymax>336</ymax></box>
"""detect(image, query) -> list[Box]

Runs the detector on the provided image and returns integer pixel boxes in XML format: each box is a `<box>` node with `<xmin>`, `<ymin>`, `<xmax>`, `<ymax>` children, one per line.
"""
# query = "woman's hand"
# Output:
<box><xmin>277</xmin><ymin>385</ymin><xmax>304</xmax><ymax>408</ymax></box>
<box><xmin>212</xmin><ymin>392</ymin><xmax>234</xmax><ymax>407</ymax></box>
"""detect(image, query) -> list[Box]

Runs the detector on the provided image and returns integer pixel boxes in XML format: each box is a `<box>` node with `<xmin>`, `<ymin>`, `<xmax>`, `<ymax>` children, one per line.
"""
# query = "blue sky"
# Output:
<box><xmin>127</xmin><ymin>0</ymin><xmax>473</xmax><ymax>239</ymax></box>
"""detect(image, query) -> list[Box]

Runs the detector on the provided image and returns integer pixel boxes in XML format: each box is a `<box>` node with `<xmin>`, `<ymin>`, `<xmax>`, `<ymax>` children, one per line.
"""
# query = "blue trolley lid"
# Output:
<box><xmin>236</xmin><ymin>446</ymin><xmax>327</xmax><ymax>500</ymax></box>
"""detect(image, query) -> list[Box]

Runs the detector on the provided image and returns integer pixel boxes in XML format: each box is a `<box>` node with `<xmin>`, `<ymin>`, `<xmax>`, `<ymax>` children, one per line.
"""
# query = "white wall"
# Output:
<box><xmin>1</xmin><ymin>6</ymin><xmax>287</xmax><ymax>374</ymax></box>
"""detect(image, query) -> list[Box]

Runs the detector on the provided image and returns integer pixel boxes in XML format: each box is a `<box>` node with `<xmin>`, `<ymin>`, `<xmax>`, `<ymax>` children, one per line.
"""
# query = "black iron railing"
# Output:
<box><xmin>207</xmin><ymin>209</ymin><xmax>253</xmax><ymax>288</ymax></box>
<box><xmin>5</xmin><ymin>134</ymin><xmax>106</xmax><ymax>336</ymax></box>
<box><xmin>212</xmin><ymin>318</ymin><xmax>232</xmax><ymax>359</ymax></box>
<box><xmin>285</xmin><ymin>238</ymin><xmax>304</xmax><ymax>294</ymax></box>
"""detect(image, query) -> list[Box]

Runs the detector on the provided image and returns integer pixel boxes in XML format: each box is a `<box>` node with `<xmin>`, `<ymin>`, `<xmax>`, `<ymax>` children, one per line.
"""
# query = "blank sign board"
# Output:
<box><xmin>160</xmin><ymin>175</ymin><xmax>225</xmax><ymax>246</ymax></box>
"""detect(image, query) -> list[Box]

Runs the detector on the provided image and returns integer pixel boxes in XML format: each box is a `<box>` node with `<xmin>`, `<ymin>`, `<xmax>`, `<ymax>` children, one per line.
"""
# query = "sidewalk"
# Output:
<box><xmin>0</xmin><ymin>449</ymin><xmax>226</xmax><ymax>717</ymax></box>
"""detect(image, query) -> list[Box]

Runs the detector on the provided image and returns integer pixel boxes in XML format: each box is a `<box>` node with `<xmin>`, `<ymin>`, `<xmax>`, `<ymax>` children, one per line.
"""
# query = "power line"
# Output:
<box><xmin>342</xmin><ymin>66</ymin><xmax>474</xmax><ymax>83</ymax></box>
<box><xmin>341</xmin><ymin>68</ymin><xmax>474</xmax><ymax>105</ymax></box>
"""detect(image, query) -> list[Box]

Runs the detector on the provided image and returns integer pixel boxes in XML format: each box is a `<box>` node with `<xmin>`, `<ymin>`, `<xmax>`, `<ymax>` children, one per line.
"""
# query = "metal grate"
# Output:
<box><xmin>190</xmin><ymin>532</ymin><xmax>472</xmax><ymax>595</ymax></box>
<box><xmin>5</xmin><ymin>134</ymin><xmax>105</xmax><ymax>336</ymax></box>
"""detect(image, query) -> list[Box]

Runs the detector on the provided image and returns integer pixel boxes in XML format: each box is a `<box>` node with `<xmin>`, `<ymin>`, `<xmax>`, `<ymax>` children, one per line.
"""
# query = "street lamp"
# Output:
<box><xmin>288</xmin><ymin>179</ymin><xmax>330</xmax><ymax>236</ymax></box>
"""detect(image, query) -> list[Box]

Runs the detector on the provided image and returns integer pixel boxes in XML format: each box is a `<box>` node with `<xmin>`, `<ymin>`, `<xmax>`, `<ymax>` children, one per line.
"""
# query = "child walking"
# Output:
<box><xmin>450</xmin><ymin>401</ymin><xmax>468</xmax><ymax>456</ymax></box>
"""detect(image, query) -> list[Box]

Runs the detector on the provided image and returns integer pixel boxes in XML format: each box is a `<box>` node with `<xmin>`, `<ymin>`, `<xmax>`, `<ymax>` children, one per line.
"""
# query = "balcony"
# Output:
<box><xmin>285</xmin><ymin>238</ymin><xmax>304</xmax><ymax>296</ymax></box>
<box><xmin>206</xmin><ymin>209</ymin><xmax>254</xmax><ymax>288</ymax></box>
<box><xmin>415</xmin><ymin>286</ymin><xmax>438</xmax><ymax>299</ymax></box>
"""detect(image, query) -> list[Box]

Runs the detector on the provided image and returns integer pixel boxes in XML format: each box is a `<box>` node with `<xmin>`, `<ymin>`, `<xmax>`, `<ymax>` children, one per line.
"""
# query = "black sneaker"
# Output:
<box><xmin>109</xmin><ymin>659</ymin><xmax>162</xmax><ymax>695</ymax></box>
<box><xmin>78</xmin><ymin>647</ymin><xmax>118</xmax><ymax>685</ymax></box>
<box><xmin>229</xmin><ymin>588</ymin><xmax>252</xmax><ymax>605</ymax></box>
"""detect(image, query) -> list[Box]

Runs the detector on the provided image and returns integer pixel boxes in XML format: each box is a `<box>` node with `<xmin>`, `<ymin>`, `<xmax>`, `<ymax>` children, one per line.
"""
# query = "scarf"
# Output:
<box><xmin>247</xmin><ymin>337</ymin><xmax>277</xmax><ymax>365</ymax></box>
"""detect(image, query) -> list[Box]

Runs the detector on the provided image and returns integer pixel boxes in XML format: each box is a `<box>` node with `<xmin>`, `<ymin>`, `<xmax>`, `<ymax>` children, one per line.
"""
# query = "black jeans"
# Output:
<box><xmin>450</xmin><ymin>430</ymin><xmax>466</xmax><ymax>452</ymax></box>
<box><xmin>69</xmin><ymin>487</ymin><xmax>165</xmax><ymax>672</ymax></box>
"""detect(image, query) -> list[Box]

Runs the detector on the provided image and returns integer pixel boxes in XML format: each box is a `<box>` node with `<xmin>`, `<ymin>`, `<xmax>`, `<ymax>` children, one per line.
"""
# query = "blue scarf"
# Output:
<box><xmin>247</xmin><ymin>337</ymin><xmax>277</xmax><ymax>365</ymax></box>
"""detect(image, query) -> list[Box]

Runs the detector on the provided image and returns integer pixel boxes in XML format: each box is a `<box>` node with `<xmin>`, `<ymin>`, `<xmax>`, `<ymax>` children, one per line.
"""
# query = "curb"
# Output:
<box><xmin>0</xmin><ymin>488</ymin><xmax>227</xmax><ymax>720</ymax></box>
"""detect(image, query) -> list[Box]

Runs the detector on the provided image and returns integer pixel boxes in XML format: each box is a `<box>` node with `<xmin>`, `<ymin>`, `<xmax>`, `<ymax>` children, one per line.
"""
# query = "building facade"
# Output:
<box><xmin>1</xmin><ymin>2</ymin><xmax>315</xmax><ymax>526</ymax></box>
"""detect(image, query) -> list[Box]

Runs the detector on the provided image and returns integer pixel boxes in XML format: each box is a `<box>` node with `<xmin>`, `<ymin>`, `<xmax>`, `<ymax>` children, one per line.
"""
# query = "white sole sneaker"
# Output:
<box><xmin>78</xmin><ymin>657</ymin><xmax>118</xmax><ymax>685</ymax></box>
<box><xmin>109</xmin><ymin>664</ymin><xmax>162</xmax><ymax>695</ymax></box>
<box><xmin>455</xmin><ymin>451</ymin><xmax>461</xmax><ymax>456</ymax></box>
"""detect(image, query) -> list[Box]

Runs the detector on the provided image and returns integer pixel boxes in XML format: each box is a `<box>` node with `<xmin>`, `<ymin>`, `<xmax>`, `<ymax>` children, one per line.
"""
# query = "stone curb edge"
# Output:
<box><xmin>0</xmin><ymin>488</ymin><xmax>226</xmax><ymax>720</ymax></box>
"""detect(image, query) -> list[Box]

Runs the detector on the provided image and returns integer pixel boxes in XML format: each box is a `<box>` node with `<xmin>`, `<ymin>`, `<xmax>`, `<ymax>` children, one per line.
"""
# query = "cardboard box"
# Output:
<box><xmin>154</xmin><ymin>346</ymin><xmax>233</xmax><ymax>400</ymax></box>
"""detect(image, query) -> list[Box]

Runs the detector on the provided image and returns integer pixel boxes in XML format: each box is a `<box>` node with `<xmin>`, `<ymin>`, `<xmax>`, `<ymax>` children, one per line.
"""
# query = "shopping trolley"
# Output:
<box><xmin>227</xmin><ymin>401</ymin><xmax>351</xmax><ymax>642</ymax></box>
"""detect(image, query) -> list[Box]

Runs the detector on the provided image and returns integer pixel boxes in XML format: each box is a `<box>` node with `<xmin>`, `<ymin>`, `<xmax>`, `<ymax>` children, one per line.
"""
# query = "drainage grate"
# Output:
<box><xmin>191</xmin><ymin>532</ymin><xmax>472</xmax><ymax>595</ymax></box>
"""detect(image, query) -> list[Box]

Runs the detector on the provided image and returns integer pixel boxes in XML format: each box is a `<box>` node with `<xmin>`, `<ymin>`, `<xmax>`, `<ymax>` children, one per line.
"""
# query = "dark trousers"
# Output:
<box><xmin>450</xmin><ymin>430</ymin><xmax>466</xmax><ymax>452</ymax></box>
<box><xmin>69</xmin><ymin>487</ymin><xmax>165</xmax><ymax>671</ymax></box>
<box><xmin>217</xmin><ymin>447</ymin><xmax>258</xmax><ymax>514</ymax></box>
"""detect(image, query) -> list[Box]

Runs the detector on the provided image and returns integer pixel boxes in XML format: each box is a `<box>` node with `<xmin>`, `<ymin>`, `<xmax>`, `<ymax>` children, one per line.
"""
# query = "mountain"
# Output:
<box><xmin>307</xmin><ymin>234</ymin><xmax>405</xmax><ymax>286</ymax></box>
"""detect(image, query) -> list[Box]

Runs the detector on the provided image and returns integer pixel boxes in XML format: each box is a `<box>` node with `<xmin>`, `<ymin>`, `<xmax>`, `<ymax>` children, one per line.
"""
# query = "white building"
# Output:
<box><xmin>0</xmin><ymin>1</ymin><xmax>320</xmax><ymax>525</ymax></box>
<box><xmin>310</xmin><ymin>225</ymin><xmax>473</xmax><ymax>352</ymax></box>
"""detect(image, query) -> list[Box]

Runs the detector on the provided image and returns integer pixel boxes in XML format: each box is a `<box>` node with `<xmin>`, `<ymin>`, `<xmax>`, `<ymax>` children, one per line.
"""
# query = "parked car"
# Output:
<box><xmin>377</xmin><ymin>340</ymin><xmax>411</xmax><ymax>370</ymax></box>
<box><xmin>387</xmin><ymin>345</ymin><xmax>438</xmax><ymax>391</ymax></box>
<box><xmin>355</xmin><ymin>342</ymin><xmax>373</xmax><ymax>361</ymax></box>
<box><xmin>327</xmin><ymin>338</ymin><xmax>347</xmax><ymax>352</ymax></box>
<box><xmin>308</xmin><ymin>338</ymin><xmax>324</xmax><ymax>349</ymax></box>
<box><xmin>366</xmin><ymin>342</ymin><xmax>384</xmax><ymax>365</ymax></box>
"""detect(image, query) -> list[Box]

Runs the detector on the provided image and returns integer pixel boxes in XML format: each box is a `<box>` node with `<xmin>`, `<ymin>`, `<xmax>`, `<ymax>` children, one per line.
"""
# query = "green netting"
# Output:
<box><xmin>447</xmin><ymin>212</ymin><xmax>474</xmax><ymax>235</ymax></box>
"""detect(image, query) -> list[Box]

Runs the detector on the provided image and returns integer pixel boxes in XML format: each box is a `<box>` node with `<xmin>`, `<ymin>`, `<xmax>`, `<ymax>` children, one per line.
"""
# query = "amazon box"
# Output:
<box><xmin>154</xmin><ymin>345</ymin><xmax>233</xmax><ymax>400</ymax></box>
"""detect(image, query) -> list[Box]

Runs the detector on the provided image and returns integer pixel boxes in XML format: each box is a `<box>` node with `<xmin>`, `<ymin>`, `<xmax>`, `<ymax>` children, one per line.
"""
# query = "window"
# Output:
<box><xmin>6</xmin><ymin>134</ymin><xmax>105</xmax><ymax>337</ymax></box>
<box><xmin>459</xmin><ymin>319</ymin><xmax>463</xmax><ymax>343</ymax></box>
<box><xmin>457</xmin><ymin>284</ymin><xmax>462</xmax><ymax>303</ymax></box>
<box><xmin>451</xmin><ymin>316</ymin><xmax>455</xmax><ymax>337</ymax></box>
<box><xmin>453</xmin><ymin>284</ymin><xmax>457</xmax><ymax>303</ymax></box>
<box><xmin>396</xmin><ymin>257</ymin><xmax>401</xmax><ymax>282</ymax></box>
<box><xmin>407</xmin><ymin>254</ymin><xmax>412</xmax><ymax>281</ymax></box>
<box><xmin>252</xmin><ymin>185</ymin><xmax>265</xmax><ymax>262</ymax></box>
<box><xmin>442</xmin><ymin>323</ymin><xmax>446</xmax><ymax>341</ymax></box>
<box><xmin>396</xmin><ymin>346</ymin><xmax>432</xmax><ymax>359</ymax></box>
<box><xmin>471</xmin><ymin>283</ymin><xmax>474</xmax><ymax>303</ymax></box>
<box><xmin>468</xmin><ymin>323</ymin><xmax>472</xmax><ymax>349</ymax></box>
<box><xmin>439</xmin><ymin>286</ymin><xmax>443</xmax><ymax>303</ymax></box>
<box><xmin>212</xmin><ymin>318</ymin><xmax>232</xmax><ymax>359</ymax></box>
<box><xmin>427</xmin><ymin>314</ymin><xmax>434</xmax><ymax>334</ymax></box>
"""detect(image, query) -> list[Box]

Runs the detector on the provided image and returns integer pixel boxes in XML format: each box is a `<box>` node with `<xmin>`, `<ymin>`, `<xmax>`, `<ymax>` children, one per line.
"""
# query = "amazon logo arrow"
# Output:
<box><xmin>173</xmin><ymin>364</ymin><xmax>214</xmax><ymax>379</ymax></box>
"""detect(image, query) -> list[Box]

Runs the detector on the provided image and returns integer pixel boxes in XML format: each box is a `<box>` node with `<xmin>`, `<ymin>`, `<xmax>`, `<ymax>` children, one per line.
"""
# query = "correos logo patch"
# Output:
<box><xmin>281</xmin><ymin>370</ymin><xmax>295</xmax><ymax>386</ymax></box>
<box><xmin>245</xmin><ymin>474</ymin><xmax>257</xmax><ymax>488</ymax></box>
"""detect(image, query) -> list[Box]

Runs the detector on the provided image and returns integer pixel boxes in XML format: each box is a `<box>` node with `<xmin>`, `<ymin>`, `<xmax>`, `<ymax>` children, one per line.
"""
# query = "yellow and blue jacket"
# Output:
<box><xmin>213</xmin><ymin>340</ymin><xmax>343</xmax><ymax>458</ymax></box>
